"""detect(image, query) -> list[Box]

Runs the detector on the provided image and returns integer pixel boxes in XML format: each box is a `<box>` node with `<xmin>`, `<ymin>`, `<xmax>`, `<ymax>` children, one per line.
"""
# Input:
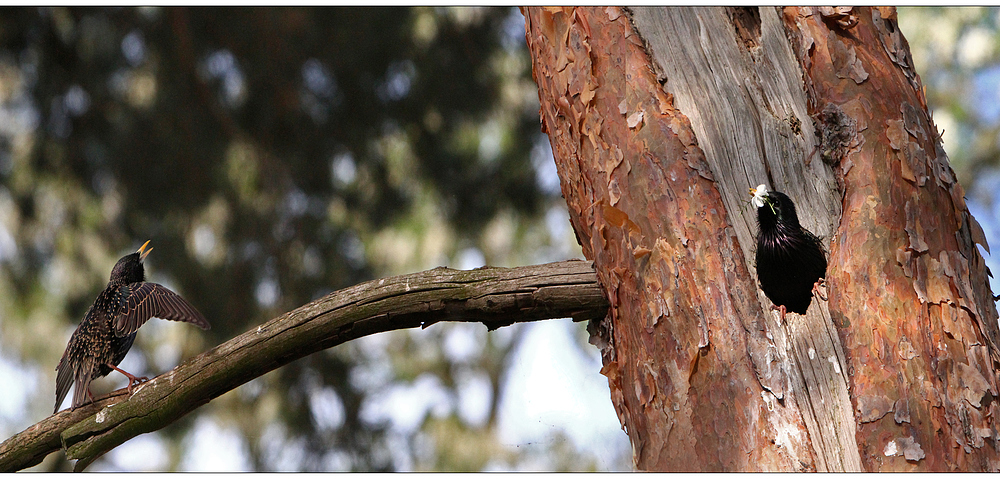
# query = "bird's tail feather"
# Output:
<box><xmin>72</xmin><ymin>372</ymin><xmax>92</xmax><ymax>410</ymax></box>
<box><xmin>54</xmin><ymin>355</ymin><xmax>73</xmax><ymax>414</ymax></box>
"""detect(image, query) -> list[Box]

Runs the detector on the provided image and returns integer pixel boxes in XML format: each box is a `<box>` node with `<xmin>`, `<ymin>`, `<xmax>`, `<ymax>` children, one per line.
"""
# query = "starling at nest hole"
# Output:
<box><xmin>750</xmin><ymin>185</ymin><xmax>828</xmax><ymax>320</ymax></box>
<box><xmin>54</xmin><ymin>241</ymin><xmax>210</xmax><ymax>413</ymax></box>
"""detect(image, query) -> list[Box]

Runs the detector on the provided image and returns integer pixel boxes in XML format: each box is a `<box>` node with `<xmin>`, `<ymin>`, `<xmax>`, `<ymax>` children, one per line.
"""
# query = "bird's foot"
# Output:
<box><xmin>812</xmin><ymin>278</ymin><xmax>828</xmax><ymax>301</ymax></box>
<box><xmin>108</xmin><ymin>364</ymin><xmax>150</xmax><ymax>394</ymax></box>
<box><xmin>769</xmin><ymin>304</ymin><xmax>787</xmax><ymax>323</ymax></box>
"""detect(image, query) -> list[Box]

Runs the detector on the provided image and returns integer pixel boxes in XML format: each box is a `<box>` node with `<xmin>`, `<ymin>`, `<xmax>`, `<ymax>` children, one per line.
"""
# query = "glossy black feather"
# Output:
<box><xmin>114</xmin><ymin>282</ymin><xmax>210</xmax><ymax>336</ymax></box>
<box><xmin>54</xmin><ymin>245</ymin><xmax>210</xmax><ymax>413</ymax></box>
<box><xmin>754</xmin><ymin>190</ymin><xmax>827</xmax><ymax>315</ymax></box>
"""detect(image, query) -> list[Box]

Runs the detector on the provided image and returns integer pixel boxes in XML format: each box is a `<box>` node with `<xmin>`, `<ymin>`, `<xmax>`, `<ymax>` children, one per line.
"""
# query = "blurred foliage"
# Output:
<box><xmin>899</xmin><ymin>7</ymin><xmax>1000</xmax><ymax>184</ymax></box>
<box><xmin>0</xmin><ymin>6</ymin><xmax>627</xmax><ymax>471</ymax></box>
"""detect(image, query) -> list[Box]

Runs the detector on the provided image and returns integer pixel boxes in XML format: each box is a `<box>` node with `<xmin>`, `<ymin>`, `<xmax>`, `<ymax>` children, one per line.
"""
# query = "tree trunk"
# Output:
<box><xmin>525</xmin><ymin>6</ymin><xmax>1000</xmax><ymax>471</ymax></box>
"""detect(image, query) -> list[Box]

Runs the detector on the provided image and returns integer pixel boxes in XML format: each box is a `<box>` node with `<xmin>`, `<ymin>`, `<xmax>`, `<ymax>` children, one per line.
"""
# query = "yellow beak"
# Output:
<box><xmin>137</xmin><ymin>240</ymin><xmax>153</xmax><ymax>261</ymax></box>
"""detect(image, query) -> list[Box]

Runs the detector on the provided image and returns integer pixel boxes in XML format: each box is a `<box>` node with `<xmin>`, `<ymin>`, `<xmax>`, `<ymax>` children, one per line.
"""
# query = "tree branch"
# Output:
<box><xmin>0</xmin><ymin>259</ymin><xmax>607</xmax><ymax>472</ymax></box>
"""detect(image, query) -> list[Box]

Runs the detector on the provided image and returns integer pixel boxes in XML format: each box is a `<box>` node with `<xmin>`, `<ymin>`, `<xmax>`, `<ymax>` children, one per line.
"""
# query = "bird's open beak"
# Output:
<box><xmin>137</xmin><ymin>240</ymin><xmax>153</xmax><ymax>262</ymax></box>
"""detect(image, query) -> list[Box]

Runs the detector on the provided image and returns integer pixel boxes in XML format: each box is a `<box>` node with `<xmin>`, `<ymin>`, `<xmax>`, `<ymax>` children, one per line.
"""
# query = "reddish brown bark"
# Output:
<box><xmin>526</xmin><ymin>6</ymin><xmax>1000</xmax><ymax>472</ymax></box>
<box><xmin>784</xmin><ymin>6</ymin><xmax>1000</xmax><ymax>471</ymax></box>
<box><xmin>525</xmin><ymin>7</ymin><xmax>805</xmax><ymax>470</ymax></box>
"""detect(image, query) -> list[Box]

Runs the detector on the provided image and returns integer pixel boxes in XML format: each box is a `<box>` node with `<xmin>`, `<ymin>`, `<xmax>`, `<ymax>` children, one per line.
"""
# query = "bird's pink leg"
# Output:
<box><xmin>107</xmin><ymin>364</ymin><xmax>149</xmax><ymax>394</ymax></box>
<box><xmin>813</xmin><ymin>278</ymin><xmax>828</xmax><ymax>301</ymax></box>
<box><xmin>70</xmin><ymin>388</ymin><xmax>95</xmax><ymax>410</ymax></box>
<box><xmin>770</xmin><ymin>304</ymin><xmax>787</xmax><ymax>322</ymax></box>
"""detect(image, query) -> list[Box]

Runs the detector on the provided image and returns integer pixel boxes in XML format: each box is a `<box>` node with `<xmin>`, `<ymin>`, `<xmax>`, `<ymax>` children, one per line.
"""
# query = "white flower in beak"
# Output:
<box><xmin>751</xmin><ymin>184</ymin><xmax>768</xmax><ymax>208</ymax></box>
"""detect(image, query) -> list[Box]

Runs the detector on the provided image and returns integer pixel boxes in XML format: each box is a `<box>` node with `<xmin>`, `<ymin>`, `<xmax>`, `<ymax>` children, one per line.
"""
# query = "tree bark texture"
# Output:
<box><xmin>0</xmin><ymin>260</ymin><xmax>607</xmax><ymax>472</ymax></box>
<box><xmin>525</xmin><ymin>6</ymin><xmax>1000</xmax><ymax>472</ymax></box>
<box><xmin>784</xmin><ymin>7</ymin><xmax>1000</xmax><ymax>471</ymax></box>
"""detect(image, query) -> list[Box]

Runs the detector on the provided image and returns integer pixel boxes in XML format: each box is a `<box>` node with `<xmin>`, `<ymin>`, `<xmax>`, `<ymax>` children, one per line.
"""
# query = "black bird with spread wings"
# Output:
<box><xmin>54</xmin><ymin>241</ymin><xmax>210</xmax><ymax>413</ymax></box>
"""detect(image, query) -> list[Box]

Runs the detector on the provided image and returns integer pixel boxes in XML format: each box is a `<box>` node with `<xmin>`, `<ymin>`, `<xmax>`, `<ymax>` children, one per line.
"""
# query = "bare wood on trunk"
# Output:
<box><xmin>526</xmin><ymin>6</ymin><xmax>807</xmax><ymax>470</ymax></box>
<box><xmin>0</xmin><ymin>260</ymin><xmax>607</xmax><ymax>472</ymax></box>
<box><xmin>525</xmin><ymin>5</ymin><xmax>1000</xmax><ymax>472</ymax></box>
<box><xmin>629</xmin><ymin>7</ymin><xmax>857</xmax><ymax>471</ymax></box>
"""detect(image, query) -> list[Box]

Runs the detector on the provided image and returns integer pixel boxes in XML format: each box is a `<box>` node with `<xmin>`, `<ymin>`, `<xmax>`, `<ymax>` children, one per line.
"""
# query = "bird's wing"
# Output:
<box><xmin>113</xmin><ymin>282</ymin><xmax>211</xmax><ymax>337</ymax></box>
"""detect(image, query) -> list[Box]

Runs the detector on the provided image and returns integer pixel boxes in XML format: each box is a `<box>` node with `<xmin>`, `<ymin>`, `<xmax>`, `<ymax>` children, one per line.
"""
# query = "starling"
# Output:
<box><xmin>750</xmin><ymin>185</ymin><xmax>828</xmax><ymax>319</ymax></box>
<box><xmin>54</xmin><ymin>241</ymin><xmax>210</xmax><ymax>413</ymax></box>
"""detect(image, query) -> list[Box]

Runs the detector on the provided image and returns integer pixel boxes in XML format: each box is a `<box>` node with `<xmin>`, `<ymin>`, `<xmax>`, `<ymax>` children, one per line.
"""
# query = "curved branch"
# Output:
<box><xmin>0</xmin><ymin>259</ymin><xmax>607</xmax><ymax>472</ymax></box>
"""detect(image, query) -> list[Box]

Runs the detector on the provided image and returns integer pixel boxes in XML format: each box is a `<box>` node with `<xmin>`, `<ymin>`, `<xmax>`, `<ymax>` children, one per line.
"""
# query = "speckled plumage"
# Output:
<box><xmin>752</xmin><ymin>187</ymin><xmax>827</xmax><ymax>316</ymax></box>
<box><xmin>54</xmin><ymin>241</ymin><xmax>210</xmax><ymax>413</ymax></box>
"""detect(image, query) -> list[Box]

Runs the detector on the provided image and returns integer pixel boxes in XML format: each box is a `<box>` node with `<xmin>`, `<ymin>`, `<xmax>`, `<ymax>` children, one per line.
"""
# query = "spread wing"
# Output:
<box><xmin>113</xmin><ymin>282</ymin><xmax>211</xmax><ymax>337</ymax></box>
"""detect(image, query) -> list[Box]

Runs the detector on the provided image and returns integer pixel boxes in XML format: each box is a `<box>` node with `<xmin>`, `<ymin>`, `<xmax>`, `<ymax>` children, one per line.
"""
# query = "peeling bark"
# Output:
<box><xmin>525</xmin><ymin>5</ymin><xmax>1000</xmax><ymax>472</ymax></box>
<box><xmin>526</xmin><ymin>6</ymin><xmax>809</xmax><ymax>471</ymax></box>
<box><xmin>784</xmin><ymin>6</ymin><xmax>1000</xmax><ymax>471</ymax></box>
